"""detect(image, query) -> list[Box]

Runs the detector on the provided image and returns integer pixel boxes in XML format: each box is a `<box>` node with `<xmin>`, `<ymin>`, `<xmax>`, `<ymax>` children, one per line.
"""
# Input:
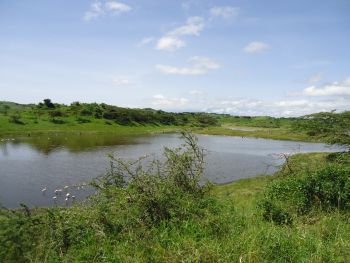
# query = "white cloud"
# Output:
<box><xmin>156</xmin><ymin>56</ymin><xmax>220</xmax><ymax>75</ymax></box>
<box><xmin>302</xmin><ymin>77</ymin><xmax>350</xmax><ymax>96</ymax></box>
<box><xmin>156</xmin><ymin>36</ymin><xmax>186</xmax><ymax>51</ymax></box>
<box><xmin>105</xmin><ymin>1</ymin><xmax>131</xmax><ymax>13</ymax></box>
<box><xmin>84</xmin><ymin>1</ymin><xmax>131</xmax><ymax>21</ymax></box>
<box><xmin>147</xmin><ymin>92</ymin><xmax>350</xmax><ymax>116</ymax></box>
<box><xmin>170</xmin><ymin>16</ymin><xmax>205</xmax><ymax>36</ymax></box>
<box><xmin>152</xmin><ymin>94</ymin><xmax>189</xmax><ymax>107</ymax></box>
<box><xmin>308</xmin><ymin>73</ymin><xmax>322</xmax><ymax>83</ymax></box>
<box><xmin>206</xmin><ymin>98</ymin><xmax>350</xmax><ymax>116</ymax></box>
<box><xmin>155</xmin><ymin>16</ymin><xmax>205</xmax><ymax>51</ymax></box>
<box><xmin>243</xmin><ymin>41</ymin><xmax>270</xmax><ymax>53</ymax></box>
<box><xmin>84</xmin><ymin>1</ymin><xmax>104</xmax><ymax>21</ymax></box>
<box><xmin>210</xmin><ymin>6</ymin><xmax>239</xmax><ymax>19</ymax></box>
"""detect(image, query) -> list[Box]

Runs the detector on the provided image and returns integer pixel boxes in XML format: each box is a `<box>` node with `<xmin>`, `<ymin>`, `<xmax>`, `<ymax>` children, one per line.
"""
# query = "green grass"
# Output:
<box><xmin>194</xmin><ymin>125</ymin><xmax>322</xmax><ymax>142</ymax></box>
<box><xmin>0</xmin><ymin>114</ymin><xmax>180</xmax><ymax>138</ymax></box>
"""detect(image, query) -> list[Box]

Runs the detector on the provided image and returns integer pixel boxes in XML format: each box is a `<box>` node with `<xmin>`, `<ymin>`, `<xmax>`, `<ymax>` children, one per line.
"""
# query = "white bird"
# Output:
<box><xmin>52</xmin><ymin>196</ymin><xmax>57</xmax><ymax>200</ymax></box>
<box><xmin>66</xmin><ymin>193</ymin><xmax>71</xmax><ymax>198</ymax></box>
<box><xmin>41</xmin><ymin>187</ymin><xmax>47</xmax><ymax>193</ymax></box>
<box><xmin>64</xmin><ymin>185</ymin><xmax>69</xmax><ymax>189</ymax></box>
<box><xmin>54</xmin><ymin>189</ymin><xmax>63</xmax><ymax>195</ymax></box>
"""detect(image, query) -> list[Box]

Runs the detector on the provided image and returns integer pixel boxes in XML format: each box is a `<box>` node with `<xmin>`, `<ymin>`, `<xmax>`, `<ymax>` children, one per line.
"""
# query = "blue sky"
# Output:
<box><xmin>0</xmin><ymin>0</ymin><xmax>349</xmax><ymax>116</ymax></box>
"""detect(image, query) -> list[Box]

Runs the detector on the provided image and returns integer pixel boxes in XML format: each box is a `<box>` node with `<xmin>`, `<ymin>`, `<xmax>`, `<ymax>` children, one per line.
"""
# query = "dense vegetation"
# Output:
<box><xmin>2</xmin><ymin>100</ymin><xmax>349</xmax><ymax>147</ymax></box>
<box><xmin>0</xmin><ymin>132</ymin><xmax>349</xmax><ymax>262</ymax></box>
<box><xmin>0</xmin><ymin>99</ymin><xmax>219</xmax><ymax>128</ymax></box>
<box><xmin>291</xmin><ymin>111</ymin><xmax>350</xmax><ymax>148</ymax></box>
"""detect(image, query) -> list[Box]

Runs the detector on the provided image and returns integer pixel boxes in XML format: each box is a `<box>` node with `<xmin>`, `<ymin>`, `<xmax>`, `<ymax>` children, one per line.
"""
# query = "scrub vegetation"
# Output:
<box><xmin>0</xmin><ymin>100</ymin><xmax>218</xmax><ymax>137</ymax></box>
<box><xmin>0</xmin><ymin>130</ymin><xmax>349</xmax><ymax>262</ymax></box>
<box><xmin>1</xmin><ymin>100</ymin><xmax>349</xmax><ymax>146</ymax></box>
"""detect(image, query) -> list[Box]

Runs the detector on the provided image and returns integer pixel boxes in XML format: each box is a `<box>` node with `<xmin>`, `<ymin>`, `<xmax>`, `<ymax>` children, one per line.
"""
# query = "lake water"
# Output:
<box><xmin>0</xmin><ymin>133</ymin><xmax>343</xmax><ymax>208</ymax></box>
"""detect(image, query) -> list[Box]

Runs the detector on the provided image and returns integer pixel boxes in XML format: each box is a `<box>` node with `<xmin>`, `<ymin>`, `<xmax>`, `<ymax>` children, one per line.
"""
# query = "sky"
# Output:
<box><xmin>0</xmin><ymin>0</ymin><xmax>349</xmax><ymax>116</ymax></box>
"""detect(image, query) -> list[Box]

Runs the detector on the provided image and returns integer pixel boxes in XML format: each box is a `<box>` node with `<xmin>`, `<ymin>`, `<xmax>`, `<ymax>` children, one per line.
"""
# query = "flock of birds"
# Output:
<box><xmin>41</xmin><ymin>185</ymin><xmax>80</xmax><ymax>206</ymax></box>
<box><xmin>0</xmin><ymin>138</ymin><xmax>16</xmax><ymax>142</ymax></box>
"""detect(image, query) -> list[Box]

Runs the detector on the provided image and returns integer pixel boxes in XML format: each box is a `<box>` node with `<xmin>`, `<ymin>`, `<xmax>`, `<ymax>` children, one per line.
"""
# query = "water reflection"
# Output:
<box><xmin>11</xmin><ymin>133</ymin><xmax>141</xmax><ymax>154</ymax></box>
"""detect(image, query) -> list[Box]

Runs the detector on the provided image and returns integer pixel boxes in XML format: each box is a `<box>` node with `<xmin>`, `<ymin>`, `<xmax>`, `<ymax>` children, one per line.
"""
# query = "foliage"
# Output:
<box><xmin>43</xmin><ymin>99</ymin><xmax>55</xmax><ymax>108</ymax></box>
<box><xmin>260</xmin><ymin>162</ymin><xmax>350</xmax><ymax>225</ymax></box>
<box><xmin>0</xmin><ymin>100</ymin><xmax>220</xmax><ymax>131</ymax></box>
<box><xmin>292</xmin><ymin>111</ymin><xmax>350</xmax><ymax>148</ymax></box>
<box><xmin>91</xmin><ymin>131</ymin><xmax>210</xmax><ymax>225</ymax></box>
<box><xmin>8</xmin><ymin>113</ymin><xmax>24</xmax><ymax>125</ymax></box>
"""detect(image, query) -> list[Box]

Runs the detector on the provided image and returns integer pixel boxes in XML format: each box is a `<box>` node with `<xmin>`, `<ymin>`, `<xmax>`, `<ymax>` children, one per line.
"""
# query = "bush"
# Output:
<box><xmin>49</xmin><ymin>110</ymin><xmax>64</xmax><ymax>118</ymax></box>
<box><xmin>260</xmin><ymin>200</ymin><xmax>293</xmax><ymax>225</ymax></box>
<box><xmin>50</xmin><ymin>118</ymin><xmax>66</xmax><ymax>124</ymax></box>
<box><xmin>9</xmin><ymin>114</ymin><xmax>24</xmax><ymax>125</ymax></box>
<box><xmin>76</xmin><ymin>117</ymin><xmax>91</xmax><ymax>124</ymax></box>
<box><xmin>92</xmin><ymin>131</ymin><xmax>210</xmax><ymax>226</ymax></box>
<box><xmin>260</xmin><ymin>164</ymin><xmax>350</xmax><ymax>223</ymax></box>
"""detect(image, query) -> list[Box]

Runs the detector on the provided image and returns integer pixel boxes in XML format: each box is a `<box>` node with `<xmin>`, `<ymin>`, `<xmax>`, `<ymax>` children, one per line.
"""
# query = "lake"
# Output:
<box><xmin>0</xmin><ymin>133</ymin><xmax>343</xmax><ymax>208</ymax></box>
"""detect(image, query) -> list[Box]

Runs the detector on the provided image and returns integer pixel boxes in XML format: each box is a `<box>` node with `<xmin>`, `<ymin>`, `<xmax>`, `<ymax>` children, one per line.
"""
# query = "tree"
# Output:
<box><xmin>43</xmin><ymin>99</ymin><xmax>55</xmax><ymax>108</ymax></box>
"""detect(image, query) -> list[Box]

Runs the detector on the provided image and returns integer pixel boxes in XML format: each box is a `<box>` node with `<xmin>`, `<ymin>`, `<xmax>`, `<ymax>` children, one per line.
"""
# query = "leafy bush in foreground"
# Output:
<box><xmin>261</xmin><ymin>164</ymin><xmax>350</xmax><ymax>225</ymax></box>
<box><xmin>91</xmin><ymin>131</ymin><xmax>211</xmax><ymax>226</ymax></box>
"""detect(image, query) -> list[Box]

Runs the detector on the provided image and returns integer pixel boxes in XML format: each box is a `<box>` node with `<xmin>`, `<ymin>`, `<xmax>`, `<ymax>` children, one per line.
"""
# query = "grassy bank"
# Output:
<box><xmin>0</xmin><ymin>112</ymin><xmax>321</xmax><ymax>144</ymax></box>
<box><xmin>1</xmin><ymin>132</ymin><xmax>349</xmax><ymax>262</ymax></box>
<box><xmin>195</xmin><ymin>125</ymin><xmax>321</xmax><ymax>142</ymax></box>
<box><xmin>0</xmin><ymin>115</ymin><xmax>181</xmax><ymax>138</ymax></box>
<box><xmin>2</xmin><ymin>101</ymin><xmax>349</xmax><ymax>146</ymax></box>
<box><xmin>0</xmin><ymin>100</ymin><xmax>217</xmax><ymax>138</ymax></box>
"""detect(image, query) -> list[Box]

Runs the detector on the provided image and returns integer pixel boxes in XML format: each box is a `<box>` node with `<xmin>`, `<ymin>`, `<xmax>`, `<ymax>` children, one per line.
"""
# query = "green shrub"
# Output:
<box><xmin>260</xmin><ymin>200</ymin><xmax>293</xmax><ymax>225</ymax></box>
<box><xmin>260</xmin><ymin>164</ymin><xmax>350</xmax><ymax>222</ymax></box>
<box><xmin>76</xmin><ymin>117</ymin><xmax>91</xmax><ymax>124</ymax></box>
<box><xmin>92</xmin><ymin>131</ymin><xmax>210</xmax><ymax>226</ymax></box>
<box><xmin>9</xmin><ymin>114</ymin><xmax>24</xmax><ymax>125</ymax></box>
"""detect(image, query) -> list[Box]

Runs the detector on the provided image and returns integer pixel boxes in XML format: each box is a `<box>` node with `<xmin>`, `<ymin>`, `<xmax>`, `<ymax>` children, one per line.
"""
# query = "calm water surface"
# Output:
<box><xmin>0</xmin><ymin>133</ymin><xmax>343</xmax><ymax>208</ymax></box>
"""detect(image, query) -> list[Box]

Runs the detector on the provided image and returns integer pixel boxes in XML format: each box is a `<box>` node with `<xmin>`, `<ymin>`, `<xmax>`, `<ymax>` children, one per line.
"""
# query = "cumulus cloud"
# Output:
<box><xmin>206</xmin><ymin>98</ymin><xmax>350</xmax><ymax>116</ymax></box>
<box><xmin>84</xmin><ymin>1</ymin><xmax>131</xmax><ymax>21</ymax></box>
<box><xmin>302</xmin><ymin>77</ymin><xmax>350</xmax><ymax>96</ymax></box>
<box><xmin>210</xmin><ymin>6</ymin><xmax>239</xmax><ymax>19</ymax></box>
<box><xmin>156</xmin><ymin>36</ymin><xmax>186</xmax><ymax>51</ymax></box>
<box><xmin>156</xmin><ymin>56</ymin><xmax>220</xmax><ymax>75</ymax></box>
<box><xmin>105</xmin><ymin>1</ymin><xmax>131</xmax><ymax>13</ymax></box>
<box><xmin>148</xmin><ymin>92</ymin><xmax>350</xmax><ymax>116</ymax></box>
<box><xmin>156</xmin><ymin>16</ymin><xmax>205</xmax><ymax>51</ymax></box>
<box><xmin>243</xmin><ymin>41</ymin><xmax>270</xmax><ymax>53</ymax></box>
